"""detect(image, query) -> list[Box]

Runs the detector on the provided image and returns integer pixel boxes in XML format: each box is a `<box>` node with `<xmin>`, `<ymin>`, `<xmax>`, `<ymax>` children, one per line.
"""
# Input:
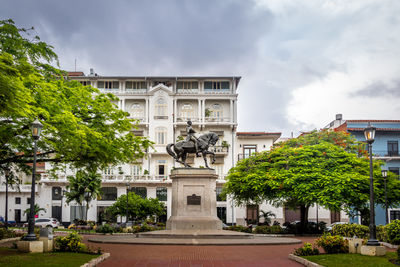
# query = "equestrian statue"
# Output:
<box><xmin>166</xmin><ymin>120</ymin><xmax>219</xmax><ymax>168</ymax></box>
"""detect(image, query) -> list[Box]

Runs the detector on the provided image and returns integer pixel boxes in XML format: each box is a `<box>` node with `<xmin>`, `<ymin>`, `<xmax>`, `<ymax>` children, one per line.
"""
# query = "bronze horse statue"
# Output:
<box><xmin>166</xmin><ymin>132</ymin><xmax>219</xmax><ymax>168</ymax></box>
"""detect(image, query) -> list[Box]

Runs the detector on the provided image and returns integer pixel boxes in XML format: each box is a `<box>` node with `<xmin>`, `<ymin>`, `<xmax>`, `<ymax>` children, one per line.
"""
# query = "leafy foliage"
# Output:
<box><xmin>0</xmin><ymin>19</ymin><xmax>152</xmax><ymax>177</ymax></box>
<box><xmin>316</xmin><ymin>234</ymin><xmax>349</xmax><ymax>254</ymax></box>
<box><xmin>331</xmin><ymin>224</ymin><xmax>369</xmax><ymax>239</ymax></box>
<box><xmin>23</xmin><ymin>204</ymin><xmax>46</xmax><ymax>216</ymax></box>
<box><xmin>224</xmin><ymin>130</ymin><xmax>400</xmax><ymax>233</ymax></box>
<box><xmin>95</xmin><ymin>224</ymin><xmax>114</xmax><ymax>234</ymax></box>
<box><xmin>385</xmin><ymin>220</ymin><xmax>400</xmax><ymax>245</ymax></box>
<box><xmin>294</xmin><ymin>243</ymin><xmax>320</xmax><ymax>256</ymax></box>
<box><xmin>106</xmin><ymin>192</ymin><xmax>165</xmax><ymax>222</ymax></box>
<box><xmin>224</xmin><ymin>225</ymin><xmax>252</xmax><ymax>233</ymax></box>
<box><xmin>254</xmin><ymin>225</ymin><xmax>283</xmax><ymax>234</ymax></box>
<box><xmin>55</xmin><ymin>232</ymin><xmax>87</xmax><ymax>253</ymax></box>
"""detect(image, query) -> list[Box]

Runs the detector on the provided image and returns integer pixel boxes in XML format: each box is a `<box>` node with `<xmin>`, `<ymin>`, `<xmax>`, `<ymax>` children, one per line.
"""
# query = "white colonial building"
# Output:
<box><xmin>0</xmin><ymin>72</ymin><xmax>347</xmax><ymax>226</ymax></box>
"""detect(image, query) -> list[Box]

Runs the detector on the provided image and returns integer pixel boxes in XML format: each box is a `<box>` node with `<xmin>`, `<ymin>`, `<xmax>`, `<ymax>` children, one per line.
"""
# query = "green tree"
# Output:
<box><xmin>65</xmin><ymin>170</ymin><xmax>102</xmax><ymax>221</ymax></box>
<box><xmin>106</xmin><ymin>192</ymin><xmax>165</xmax><ymax>222</ymax></box>
<box><xmin>24</xmin><ymin>204</ymin><xmax>46</xmax><ymax>218</ymax></box>
<box><xmin>224</xmin><ymin>130</ymin><xmax>400</xmax><ymax>233</ymax></box>
<box><xmin>0</xmin><ymin>19</ymin><xmax>152</xmax><ymax>176</ymax></box>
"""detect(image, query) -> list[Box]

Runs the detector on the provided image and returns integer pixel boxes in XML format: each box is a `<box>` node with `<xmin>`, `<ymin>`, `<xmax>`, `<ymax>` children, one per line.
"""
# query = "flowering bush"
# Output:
<box><xmin>316</xmin><ymin>234</ymin><xmax>348</xmax><ymax>254</ymax></box>
<box><xmin>293</xmin><ymin>243</ymin><xmax>319</xmax><ymax>256</ymax></box>
<box><xmin>55</xmin><ymin>232</ymin><xmax>87</xmax><ymax>252</ymax></box>
<box><xmin>332</xmin><ymin>224</ymin><xmax>369</xmax><ymax>239</ymax></box>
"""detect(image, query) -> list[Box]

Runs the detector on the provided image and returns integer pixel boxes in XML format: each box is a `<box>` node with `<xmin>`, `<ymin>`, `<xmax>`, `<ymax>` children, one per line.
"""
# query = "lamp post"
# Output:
<box><xmin>382</xmin><ymin>170</ymin><xmax>388</xmax><ymax>224</ymax></box>
<box><xmin>4</xmin><ymin>166</ymin><xmax>10</xmax><ymax>230</ymax></box>
<box><xmin>364</xmin><ymin>122</ymin><xmax>379</xmax><ymax>246</ymax></box>
<box><xmin>126</xmin><ymin>183</ymin><xmax>131</xmax><ymax>224</ymax></box>
<box><xmin>61</xmin><ymin>189</ymin><xmax>67</xmax><ymax>225</ymax></box>
<box><xmin>23</xmin><ymin>119</ymin><xmax>43</xmax><ymax>241</ymax></box>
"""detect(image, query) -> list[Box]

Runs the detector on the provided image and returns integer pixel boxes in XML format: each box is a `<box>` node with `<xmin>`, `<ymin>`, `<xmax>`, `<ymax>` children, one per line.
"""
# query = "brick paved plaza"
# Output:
<box><xmin>84</xmin><ymin>236</ymin><xmax>316</xmax><ymax>267</ymax></box>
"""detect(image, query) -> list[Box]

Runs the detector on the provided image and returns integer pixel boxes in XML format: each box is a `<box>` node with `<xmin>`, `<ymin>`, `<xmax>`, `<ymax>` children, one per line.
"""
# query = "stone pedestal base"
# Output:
<box><xmin>348</xmin><ymin>238</ymin><xmax>363</xmax><ymax>254</ymax></box>
<box><xmin>167</xmin><ymin>216</ymin><xmax>222</xmax><ymax>230</ymax></box>
<box><xmin>166</xmin><ymin>168</ymin><xmax>222</xmax><ymax>231</ymax></box>
<box><xmin>17</xmin><ymin>240</ymin><xmax>43</xmax><ymax>253</ymax></box>
<box><xmin>39</xmin><ymin>237</ymin><xmax>53</xmax><ymax>252</ymax></box>
<box><xmin>360</xmin><ymin>245</ymin><xmax>386</xmax><ymax>256</ymax></box>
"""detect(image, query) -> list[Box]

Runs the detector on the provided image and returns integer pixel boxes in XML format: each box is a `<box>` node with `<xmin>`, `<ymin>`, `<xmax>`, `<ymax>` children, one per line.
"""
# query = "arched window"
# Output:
<box><xmin>129</xmin><ymin>103</ymin><xmax>144</xmax><ymax>118</ymax></box>
<box><xmin>180</xmin><ymin>103</ymin><xmax>194</xmax><ymax>120</ymax></box>
<box><xmin>155</xmin><ymin>98</ymin><xmax>167</xmax><ymax>116</ymax></box>
<box><xmin>210</xmin><ymin>103</ymin><xmax>223</xmax><ymax>119</ymax></box>
<box><xmin>155</xmin><ymin>127</ymin><xmax>167</xmax><ymax>145</ymax></box>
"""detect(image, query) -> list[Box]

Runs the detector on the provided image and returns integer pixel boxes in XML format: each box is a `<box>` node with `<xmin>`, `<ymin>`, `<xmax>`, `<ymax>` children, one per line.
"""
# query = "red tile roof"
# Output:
<box><xmin>346</xmin><ymin>120</ymin><xmax>400</xmax><ymax>123</ymax></box>
<box><xmin>67</xmin><ymin>71</ymin><xmax>85</xmax><ymax>77</ymax></box>
<box><xmin>347</xmin><ymin>128</ymin><xmax>400</xmax><ymax>132</ymax></box>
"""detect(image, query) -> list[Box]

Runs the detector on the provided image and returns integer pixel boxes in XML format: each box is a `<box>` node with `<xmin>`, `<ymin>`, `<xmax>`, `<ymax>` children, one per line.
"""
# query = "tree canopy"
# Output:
<box><xmin>0</xmin><ymin>19</ymin><xmax>152</xmax><ymax>175</ymax></box>
<box><xmin>106</xmin><ymin>192</ymin><xmax>166</xmax><ymax>222</ymax></box>
<box><xmin>224</xmin><ymin>130</ymin><xmax>400</xmax><ymax>230</ymax></box>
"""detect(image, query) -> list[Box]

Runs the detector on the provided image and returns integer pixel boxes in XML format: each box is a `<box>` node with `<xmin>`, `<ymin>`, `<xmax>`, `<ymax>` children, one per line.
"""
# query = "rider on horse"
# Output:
<box><xmin>185</xmin><ymin>120</ymin><xmax>200</xmax><ymax>157</ymax></box>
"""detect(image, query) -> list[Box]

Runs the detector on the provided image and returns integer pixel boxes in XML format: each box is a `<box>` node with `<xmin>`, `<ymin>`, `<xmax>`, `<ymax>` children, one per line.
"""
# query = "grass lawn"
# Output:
<box><xmin>303</xmin><ymin>252</ymin><xmax>398</xmax><ymax>267</ymax></box>
<box><xmin>0</xmin><ymin>247</ymin><xmax>99</xmax><ymax>267</ymax></box>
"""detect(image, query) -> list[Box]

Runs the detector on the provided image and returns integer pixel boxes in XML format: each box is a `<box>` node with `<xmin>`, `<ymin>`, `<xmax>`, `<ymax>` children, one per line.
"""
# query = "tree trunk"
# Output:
<box><xmin>85</xmin><ymin>201</ymin><xmax>90</xmax><ymax>222</ymax></box>
<box><xmin>299</xmin><ymin>205</ymin><xmax>310</xmax><ymax>234</ymax></box>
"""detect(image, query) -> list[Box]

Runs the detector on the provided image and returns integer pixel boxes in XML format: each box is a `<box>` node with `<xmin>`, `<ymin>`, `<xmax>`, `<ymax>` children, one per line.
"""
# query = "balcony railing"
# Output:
<box><xmin>129</xmin><ymin>116</ymin><xmax>146</xmax><ymax>122</ymax></box>
<box><xmin>204</xmin><ymin>89</ymin><xmax>231</xmax><ymax>94</ymax></box>
<box><xmin>204</xmin><ymin>117</ymin><xmax>231</xmax><ymax>123</ymax></box>
<box><xmin>177</xmin><ymin>89</ymin><xmax>199</xmax><ymax>94</ymax></box>
<box><xmin>210</xmin><ymin>146</ymin><xmax>229</xmax><ymax>153</ymax></box>
<box><xmin>372</xmin><ymin>150</ymin><xmax>400</xmax><ymax>157</ymax></box>
<box><xmin>176</xmin><ymin>117</ymin><xmax>200</xmax><ymax>122</ymax></box>
<box><xmin>125</xmin><ymin>89</ymin><xmax>147</xmax><ymax>94</ymax></box>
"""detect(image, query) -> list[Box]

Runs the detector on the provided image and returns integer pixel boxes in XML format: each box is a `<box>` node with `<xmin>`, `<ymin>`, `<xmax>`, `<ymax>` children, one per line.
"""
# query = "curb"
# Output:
<box><xmin>80</xmin><ymin>252</ymin><xmax>110</xmax><ymax>267</ymax></box>
<box><xmin>288</xmin><ymin>254</ymin><xmax>324</xmax><ymax>267</ymax></box>
<box><xmin>380</xmin><ymin>242</ymin><xmax>399</xmax><ymax>249</ymax></box>
<box><xmin>0</xmin><ymin>237</ymin><xmax>21</xmax><ymax>244</ymax></box>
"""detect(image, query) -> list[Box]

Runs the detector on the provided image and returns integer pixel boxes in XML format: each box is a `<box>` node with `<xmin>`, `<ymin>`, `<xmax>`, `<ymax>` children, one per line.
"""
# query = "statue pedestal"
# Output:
<box><xmin>166</xmin><ymin>168</ymin><xmax>222</xmax><ymax>230</ymax></box>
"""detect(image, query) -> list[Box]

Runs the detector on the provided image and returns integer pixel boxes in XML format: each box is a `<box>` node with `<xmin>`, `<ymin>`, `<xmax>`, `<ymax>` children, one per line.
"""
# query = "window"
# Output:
<box><xmin>177</xmin><ymin>81</ymin><xmax>198</xmax><ymax>90</ymax></box>
<box><xmin>216</xmin><ymin>187</ymin><xmax>224</xmax><ymax>201</ymax></box>
<box><xmin>129</xmin><ymin>187</ymin><xmax>147</xmax><ymax>199</ymax></box>
<box><xmin>70</xmin><ymin>206</ymin><xmax>86</xmax><ymax>221</ymax></box>
<box><xmin>210</xmin><ymin>103</ymin><xmax>223</xmax><ymax>119</ymax></box>
<box><xmin>204</xmin><ymin>81</ymin><xmax>230</xmax><ymax>92</ymax></box>
<box><xmin>214</xmin><ymin>165</ymin><xmax>223</xmax><ymax>179</ymax></box>
<box><xmin>155</xmin><ymin>127</ymin><xmax>167</xmax><ymax>145</ymax></box>
<box><xmin>390</xmin><ymin>210</ymin><xmax>400</xmax><ymax>221</ymax></box>
<box><xmin>52</xmin><ymin>187</ymin><xmax>62</xmax><ymax>200</ymax></box>
<box><xmin>156</xmin><ymin>187</ymin><xmax>167</xmax><ymax>201</ymax></box>
<box><xmin>125</xmin><ymin>81</ymin><xmax>146</xmax><ymax>90</ymax></box>
<box><xmin>246</xmin><ymin>205</ymin><xmax>259</xmax><ymax>225</ymax></box>
<box><xmin>243</xmin><ymin>145</ymin><xmax>257</xmax><ymax>159</ymax></box>
<box><xmin>129</xmin><ymin>103</ymin><xmax>144</xmax><ymax>118</ymax></box>
<box><xmin>79</xmin><ymin>81</ymin><xmax>91</xmax><ymax>86</ymax></box>
<box><xmin>97</xmin><ymin>81</ymin><xmax>119</xmax><ymax>90</ymax></box>
<box><xmin>180</xmin><ymin>103</ymin><xmax>194</xmax><ymax>120</ymax></box>
<box><xmin>155</xmin><ymin>98</ymin><xmax>167</xmax><ymax>116</ymax></box>
<box><xmin>27</xmin><ymin>198</ymin><xmax>31</xmax><ymax>204</ymax></box>
<box><xmin>130</xmin><ymin>165</ymin><xmax>141</xmax><ymax>176</ymax></box>
<box><xmin>388</xmin><ymin>141</ymin><xmax>399</xmax><ymax>156</ymax></box>
<box><xmin>389</xmin><ymin>167</ymin><xmax>400</xmax><ymax>178</ymax></box>
<box><xmin>100</xmin><ymin>187</ymin><xmax>118</xmax><ymax>201</ymax></box>
<box><xmin>15</xmin><ymin>197</ymin><xmax>21</xmax><ymax>204</ymax></box>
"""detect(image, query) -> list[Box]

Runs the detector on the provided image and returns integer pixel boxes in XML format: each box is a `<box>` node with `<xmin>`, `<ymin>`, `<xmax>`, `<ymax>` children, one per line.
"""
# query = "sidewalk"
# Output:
<box><xmin>83</xmin><ymin>236</ymin><xmax>316</xmax><ymax>267</ymax></box>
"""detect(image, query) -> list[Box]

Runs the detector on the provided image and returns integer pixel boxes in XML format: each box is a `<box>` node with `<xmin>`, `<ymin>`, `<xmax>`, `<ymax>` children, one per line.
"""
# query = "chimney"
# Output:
<box><xmin>89</xmin><ymin>68</ymin><xmax>94</xmax><ymax>76</ymax></box>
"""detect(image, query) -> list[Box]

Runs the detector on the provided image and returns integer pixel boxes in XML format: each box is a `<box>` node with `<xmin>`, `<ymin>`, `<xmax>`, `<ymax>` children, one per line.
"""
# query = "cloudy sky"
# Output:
<box><xmin>2</xmin><ymin>0</ymin><xmax>400</xmax><ymax>136</ymax></box>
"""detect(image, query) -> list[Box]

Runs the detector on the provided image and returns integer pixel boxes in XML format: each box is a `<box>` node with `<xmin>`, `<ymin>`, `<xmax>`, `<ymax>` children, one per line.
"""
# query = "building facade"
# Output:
<box><xmin>325</xmin><ymin>114</ymin><xmax>400</xmax><ymax>224</ymax></box>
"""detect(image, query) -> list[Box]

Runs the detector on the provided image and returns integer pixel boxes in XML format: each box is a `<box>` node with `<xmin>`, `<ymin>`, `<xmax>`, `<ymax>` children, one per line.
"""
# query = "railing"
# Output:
<box><xmin>204</xmin><ymin>89</ymin><xmax>231</xmax><ymax>94</ymax></box>
<box><xmin>204</xmin><ymin>117</ymin><xmax>231</xmax><ymax>123</ymax></box>
<box><xmin>210</xmin><ymin>146</ymin><xmax>229</xmax><ymax>153</ymax></box>
<box><xmin>372</xmin><ymin>150</ymin><xmax>400</xmax><ymax>157</ymax></box>
<box><xmin>129</xmin><ymin>116</ymin><xmax>146</xmax><ymax>122</ymax></box>
<box><xmin>176</xmin><ymin>117</ymin><xmax>200</xmax><ymax>122</ymax></box>
<box><xmin>125</xmin><ymin>89</ymin><xmax>147</xmax><ymax>94</ymax></box>
<box><xmin>40</xmin><ymin>173</ymin><xmax>68</xmax><ymax>181</ymax></box>
<box><xmin>0</xmin><ymin>184</ymin><xmax>38</xmax><ymax>192</ymax></box>
<box><xmin>177</xmin><ymin>89</ymin><xmax>199</xmax><ymax>94</ymax></box>
<box><xmin>238</xmin><ymin>153</ymin><xmax>253</xmax><ymax>161</ymax></box>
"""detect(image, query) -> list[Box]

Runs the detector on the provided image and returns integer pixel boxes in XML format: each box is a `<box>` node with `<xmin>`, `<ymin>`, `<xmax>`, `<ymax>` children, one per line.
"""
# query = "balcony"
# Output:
<box><xmin>0</xmin><ymin>184</ymin><xmax>38</xmax><ymax>193</ymax></box>
<box><xmin>129</xmin><ymin>116</ymin><xmax>147</xmax><ymax>123</ymax></box>
<box><xmin>204</xmin><ymin>89</ymin><xmax>231</xmax><ymax>94</ymax></box>
<box><xmin>124</xmin><ymin>89</ymin><xmax>147</xmax><ymax>94</ymax></box>
<box><xmin>176</xmin><ymin>117</ymin><xmax>200</xmax><ymax>123</ymax></box>
<box><xmin>372</xmin><ymin>150</ymin><xmax>400</xmax><ymax>159</ymax></box>
<box><xmin>101</xmin><ymin>174</ymin><xmax>170</xmax><ymax>182</ymax></box>
<box><xmin>177</xmin><ymin>89</ymin><xmax>199</xmax><ymax>94</ymax></box>
<box><xmin>204</xmin><ymin>117</ymin><xmax>231</xmax><ymax>123</ymax></box>
<box><xmin>210</xmin><ymin>146</ymin><xmax>229</xmax><ymax>154</ymax></box>
<box><xmin>40</xmin><ymin>173</ymin><xmax>68</xmax><ymax>182</ymax></box>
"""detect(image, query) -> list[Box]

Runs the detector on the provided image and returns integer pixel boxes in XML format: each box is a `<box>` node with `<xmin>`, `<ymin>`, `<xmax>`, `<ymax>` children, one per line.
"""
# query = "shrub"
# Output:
<box><xmin>225</xmin><ymin>225</ymin><xmax>252</xmax><ymax>233</ymax></box>
<box><xmin>55</xmin><ymin>232</ymin><xmax>87</xmax><ymax>253</ymax></box>
<box><xmin>254</xmin><ymin>225</ymin><xmax>283</xmax><ymax>234</ymax></box>
<box><xmin>95</xmin><ymin>224</ymin><xmax>114</xmax><ymax>234</ymax></box>
<box><xmin>316</xmin><ymin>234</ymin><xmax>348</xmax><ymax>254</ymax></box>
<box><xmin>397</xmin><ymin>246</ymin><xmax>400</xmax><ymax>261</ymax></box>
<box><xmin>376</xmin><ymin>225</ymin><xmax>387</xmax><ymax>242</ymax></box>
<box><xmin>332</xmin><ymin>223</ymin><xmax>369</xmax><ymax>239</ymax></box>
<box><xmin>385</xmin><ymin>220</ymin><xmax>400</xmax><ymax>245</ymax></box>
<box><xmin>0</xmin><ymin>228</ymin><xmax>20</xmax><ymax>239</ymax></box>
<box><xmin>293</xmin><ymin>242</ymin><xmax>319</xmax><ymax>256</ymax></box>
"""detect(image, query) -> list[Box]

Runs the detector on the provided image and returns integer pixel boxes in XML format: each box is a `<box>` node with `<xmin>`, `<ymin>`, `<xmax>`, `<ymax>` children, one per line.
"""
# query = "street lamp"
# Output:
<box><xmin>382</xmin><ymin>170</ymin><xmax>388</xmax><ymax>225</ymax></box>
<box><xmin>126</xmin><ymin>183</ymin><xmax>131</xmax><ymax>224</ymax></box>
<box><xmin>364</xmin><ymin>122</ymin><xmax>379</xmax><ymax>246</ymax></box>
<box><xmin>4</xmin><ymin>166</ymin><xmax>10</xmax><ymax>230</ymax></box>
<box><xmin>61</xmin><ymin>189</ymin><xmax>68</xmax><ymax>225</ymax></box>
<box><xmin>23</xmin><ymin>119</ymin><xmax>43</xmax><ymax>241</ymax></box>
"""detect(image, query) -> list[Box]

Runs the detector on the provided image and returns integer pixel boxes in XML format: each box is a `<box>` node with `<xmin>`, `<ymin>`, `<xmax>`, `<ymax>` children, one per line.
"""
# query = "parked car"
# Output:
<box><xmin>0</xmin><ymin>216</ymin><xmax>17</xmax><ymax>227</ymax></box>
<box><xmin>326</xmin><ymin>222</ymin><xmax>348</xmax><ymax>232</ymax></box>
<box><xmin>23</xmin><ymin>218</ymin><xmax>60</xmax><ymax>228</ymax></box>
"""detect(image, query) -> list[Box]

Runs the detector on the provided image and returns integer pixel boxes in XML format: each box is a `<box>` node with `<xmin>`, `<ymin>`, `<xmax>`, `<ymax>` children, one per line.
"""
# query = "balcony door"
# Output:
<box><xmin>388</xmin><ymin>141</ymin><xmax>398</xmax><ymax>156</ymax></box>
